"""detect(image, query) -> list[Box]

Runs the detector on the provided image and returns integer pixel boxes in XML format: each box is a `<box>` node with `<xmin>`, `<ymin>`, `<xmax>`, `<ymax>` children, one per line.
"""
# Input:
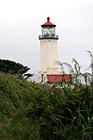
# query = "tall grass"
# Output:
<box><xmin>0</xmin><ymin>51</ymin><xmax>93</xmax><ymax>140</ymax></box>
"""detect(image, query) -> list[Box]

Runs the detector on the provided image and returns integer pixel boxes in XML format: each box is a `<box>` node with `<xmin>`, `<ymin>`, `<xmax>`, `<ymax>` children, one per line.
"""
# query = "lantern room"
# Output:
<box><xmin>39</xmin><ymin>17</ymin><xmax>58</xmax><ymax>39</ymax></box>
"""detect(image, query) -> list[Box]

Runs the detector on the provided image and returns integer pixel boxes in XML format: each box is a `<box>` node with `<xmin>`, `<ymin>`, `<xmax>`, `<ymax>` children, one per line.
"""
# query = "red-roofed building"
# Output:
<box><xmin>47</xmin><ymin>74</ymin><xmax>71</xmax><ymax>83</ymax></box>
<box><xmin>41</xmin><ymin>74</ymin><xmax>72</xmax><ymax>83</ymax></box>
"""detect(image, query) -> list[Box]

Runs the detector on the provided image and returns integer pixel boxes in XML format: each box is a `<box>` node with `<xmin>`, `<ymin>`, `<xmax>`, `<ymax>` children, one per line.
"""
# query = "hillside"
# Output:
<box><xmin>0</xmin><ymin>72</ymin><xmax>42</xmax><ymax>139</ymax></box>
<box><xmin>0</xmin><ymin>72</ymin><xmax>93</xmax><ymax>140</ymax></box>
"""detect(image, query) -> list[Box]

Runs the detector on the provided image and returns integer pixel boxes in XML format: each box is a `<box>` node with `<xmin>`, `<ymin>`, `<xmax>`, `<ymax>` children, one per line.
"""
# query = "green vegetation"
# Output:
<box><xmin>0</xmin><ymin>59</ymin><xmax>33</xmax><ymax>79</ymax></box>
<box><xmin>0</xmin><ymin>52</ymin><xmax>93</xmax><ymax>140</ymax></box>
<box><xmin>0</xmin><ymin>71</ymin><xmax>93</xmax><ymax>140</ymax></box>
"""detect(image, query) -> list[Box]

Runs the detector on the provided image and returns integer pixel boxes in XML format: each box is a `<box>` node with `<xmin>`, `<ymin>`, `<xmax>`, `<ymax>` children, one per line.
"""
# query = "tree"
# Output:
<box><xmin>0</xmin><ymin>59</ymin><xmax>33</xmax><ymax>79</ymax></box>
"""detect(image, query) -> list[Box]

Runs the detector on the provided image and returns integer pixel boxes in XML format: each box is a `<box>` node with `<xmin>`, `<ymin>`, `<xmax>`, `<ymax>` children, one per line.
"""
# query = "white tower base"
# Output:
<box><xmin>40</xmin><ymin>39</ymin><xmax>58</xmax><ymax>74</ymax></box>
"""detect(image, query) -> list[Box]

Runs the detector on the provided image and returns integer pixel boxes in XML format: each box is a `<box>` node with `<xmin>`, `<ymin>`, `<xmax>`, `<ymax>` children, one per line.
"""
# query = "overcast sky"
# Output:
<box><xmin>0</xmin><ymin>0</ymin><xmax>93</xmax><ymax>74</ymax></box>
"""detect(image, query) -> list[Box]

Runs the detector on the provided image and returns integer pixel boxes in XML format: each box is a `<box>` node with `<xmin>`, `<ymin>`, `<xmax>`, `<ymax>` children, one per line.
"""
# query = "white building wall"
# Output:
<box><xmin>40</xmin><ymin>39</ymin><xmax>58</xmax><ymax>74</ymax></box>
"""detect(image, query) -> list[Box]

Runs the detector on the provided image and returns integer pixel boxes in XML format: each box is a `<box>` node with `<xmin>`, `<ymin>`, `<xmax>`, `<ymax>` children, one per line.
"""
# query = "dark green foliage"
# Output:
<box><xmin>0</xmin><ymin>59</ymin><xmax>33</xmax><ymax>79</ymax></box>
<box><xmin>0</xmin><ymin>72</ymin><xmax>93</xmax><ymax>140</ymax></box>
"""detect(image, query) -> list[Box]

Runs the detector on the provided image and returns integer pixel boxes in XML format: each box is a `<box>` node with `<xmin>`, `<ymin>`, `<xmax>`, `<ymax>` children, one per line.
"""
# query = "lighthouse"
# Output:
<box><xmin>39</xmin><ymin>17</ymin><xmax>59</xmax><ymax>83</ymax></box>
<box><xmin>38</xmin><ymin>17</ymin><xmax>71</xmax><ymax>83</ymax></box>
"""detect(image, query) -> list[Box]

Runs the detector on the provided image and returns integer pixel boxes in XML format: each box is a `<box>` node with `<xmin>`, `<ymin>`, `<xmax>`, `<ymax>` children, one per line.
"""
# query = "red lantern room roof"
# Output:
<box><xmin>41</xmin><ymin>17</ymin><xmax>56</xmax><ymax>27</ymax></box>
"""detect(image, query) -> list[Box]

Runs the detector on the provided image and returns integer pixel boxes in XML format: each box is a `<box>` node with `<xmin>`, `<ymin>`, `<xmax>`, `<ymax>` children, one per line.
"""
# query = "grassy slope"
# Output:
<box><xmin>0</xmin><ymin>72</ymin><xmax>42</xmax><ymax>140</ymax></box>
<box><xmin>0</xmin><ymin>72</ymin><xmax>93</xmax><ymax>140</ymax></box>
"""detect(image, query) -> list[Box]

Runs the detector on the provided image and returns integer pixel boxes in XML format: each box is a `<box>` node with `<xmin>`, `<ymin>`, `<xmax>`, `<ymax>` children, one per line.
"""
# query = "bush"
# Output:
<box><xmin>0</xmin><ymin>72</ymin><xmax>93</xmax><ymax>140</ymax></box>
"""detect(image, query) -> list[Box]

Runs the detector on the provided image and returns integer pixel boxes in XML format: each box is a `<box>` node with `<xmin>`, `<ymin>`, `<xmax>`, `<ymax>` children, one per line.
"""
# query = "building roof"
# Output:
<box><xmin>41</xmin><ymin>74</ymin><xmax>72</xmax><ymax>83</ymax></box>
<box><xmin>41</xmin><ymin>17</ymin><xmax>56</xmax><ymax>27</ymax></box>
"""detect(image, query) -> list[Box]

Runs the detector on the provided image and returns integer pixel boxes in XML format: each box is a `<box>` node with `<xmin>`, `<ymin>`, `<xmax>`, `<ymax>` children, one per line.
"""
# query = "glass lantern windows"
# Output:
<box><xmin>42</xmin><ymin>26</ymin><xmax>55</xmax><ymax>38</ymax></box>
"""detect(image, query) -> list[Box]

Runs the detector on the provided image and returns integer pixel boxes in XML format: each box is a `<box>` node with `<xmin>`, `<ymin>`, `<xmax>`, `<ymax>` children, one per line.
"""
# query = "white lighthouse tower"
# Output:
<box><xmin>38</xmin><ymin>17</ymin><xmax>72</xmax><ymax>84</ymax></box>
<box><xmin>38</xmin><ymin>17</ymin><xmax>59</xmax><ymax>83</ymax></box>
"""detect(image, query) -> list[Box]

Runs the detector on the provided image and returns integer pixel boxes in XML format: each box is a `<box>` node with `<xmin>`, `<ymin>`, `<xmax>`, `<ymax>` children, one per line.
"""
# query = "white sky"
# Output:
<box><xmin>0</xmin><ymin>0</ymin><xmax>93</xmax><ymax>74</ymax></box>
